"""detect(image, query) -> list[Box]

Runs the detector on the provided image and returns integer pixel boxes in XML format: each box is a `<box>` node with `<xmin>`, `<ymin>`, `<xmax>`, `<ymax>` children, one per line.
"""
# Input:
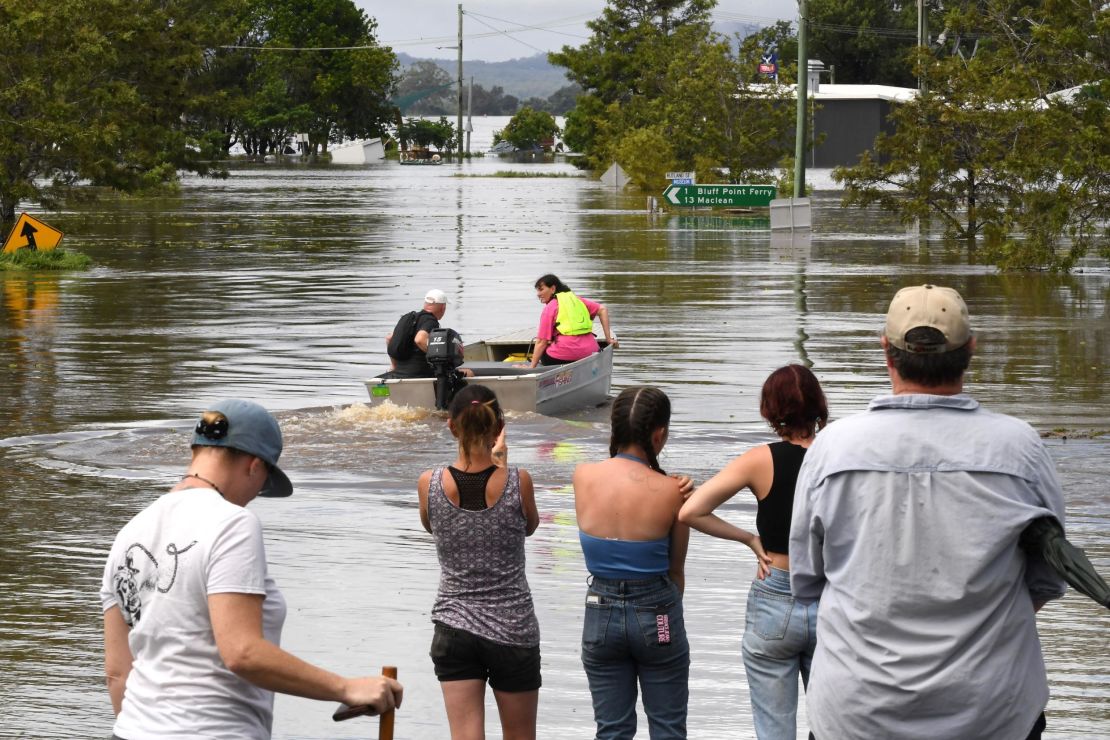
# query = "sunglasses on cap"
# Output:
<box><xmin>196</xmin><ymin>411</ymin><xmax>229</xmax><ymax>440</ymax></box>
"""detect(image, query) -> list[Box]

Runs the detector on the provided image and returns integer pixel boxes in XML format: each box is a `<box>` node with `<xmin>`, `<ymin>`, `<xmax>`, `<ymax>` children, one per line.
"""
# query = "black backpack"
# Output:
<box><xmin>387</xmin><ymin>310</ymin><xmax>428</xmax><ymax>360</ymax></box>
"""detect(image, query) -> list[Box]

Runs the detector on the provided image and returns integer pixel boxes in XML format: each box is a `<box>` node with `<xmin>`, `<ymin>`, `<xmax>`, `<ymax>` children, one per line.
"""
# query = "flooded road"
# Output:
<box><xmin>1</xmin><ymin>154</ymin><xmax>1107</xmax><ymax>738</ymax></box>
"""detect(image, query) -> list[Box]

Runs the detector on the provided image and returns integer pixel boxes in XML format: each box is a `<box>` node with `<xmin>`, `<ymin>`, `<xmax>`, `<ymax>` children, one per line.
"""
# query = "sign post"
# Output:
<box><xmin>662</xmin><ymin>184</ymin><xmax>776</xmax><ymax>208</ymax></box>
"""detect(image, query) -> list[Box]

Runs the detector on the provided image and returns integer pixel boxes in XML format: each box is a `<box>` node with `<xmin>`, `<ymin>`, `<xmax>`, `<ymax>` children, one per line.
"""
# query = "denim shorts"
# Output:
<box><xmin>430</xmin><ymin>621</ymin><xmax>542</xmax><ymax>692</ymax></box>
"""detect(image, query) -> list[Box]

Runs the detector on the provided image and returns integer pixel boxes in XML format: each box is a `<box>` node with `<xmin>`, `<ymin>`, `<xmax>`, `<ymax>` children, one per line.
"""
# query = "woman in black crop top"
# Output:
<box><xmin>678</xmin><ymin>365</ymin><xmax>829</xmax><ymax>740</ymax></box>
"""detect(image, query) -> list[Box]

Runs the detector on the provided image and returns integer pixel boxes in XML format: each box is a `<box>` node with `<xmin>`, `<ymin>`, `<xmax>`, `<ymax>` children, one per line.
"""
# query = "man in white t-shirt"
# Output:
<box><xmin>101</xmin><ymin>399</ymin><xmax>402</xmax><ymax>739</ymax></box>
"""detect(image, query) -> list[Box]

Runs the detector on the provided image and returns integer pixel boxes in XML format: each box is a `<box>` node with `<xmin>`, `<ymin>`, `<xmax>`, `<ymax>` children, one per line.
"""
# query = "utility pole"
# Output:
<box><xmin>917</xmin><ymin>0</ymin><xmax>928</xmax><ymax>93</ymax></box>
<box><xmin>465</xmin><ymin>76</ymin><xmax>474</xmax><ymax>155</ymax></box>
<box><xmin>457</xmin><ymin>4</ymin><xmax>464</xmax><ymax>157</ymax></box>
<box><xmin>793</xmin><ymin>0</ymin><xmax>808</xmax><ymax>199</ymax></box>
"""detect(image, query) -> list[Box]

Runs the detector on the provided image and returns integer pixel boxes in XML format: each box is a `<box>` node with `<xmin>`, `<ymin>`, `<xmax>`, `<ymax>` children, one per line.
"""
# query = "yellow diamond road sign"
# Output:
<box><xmin>3</xmin><ymin>212</ymin><xmax>65</xmax><ymax>253</ymax></box>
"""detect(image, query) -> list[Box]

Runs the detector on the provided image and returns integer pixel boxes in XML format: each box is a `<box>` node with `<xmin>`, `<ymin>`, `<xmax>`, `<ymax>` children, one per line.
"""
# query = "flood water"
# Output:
<box><xmin>1</xmin><ymin>149</ymin><xmax>1107</xmax><ymax>739</ymax></box>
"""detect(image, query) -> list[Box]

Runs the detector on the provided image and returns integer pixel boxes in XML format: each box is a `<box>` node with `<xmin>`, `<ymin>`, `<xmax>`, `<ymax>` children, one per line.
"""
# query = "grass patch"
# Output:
<box><xmin>0</xmin><ymin>248</ymin><xmax>92</xmax><ymax>271</ymax></box>
<box><xmin>454</xmin><ymin>171</ymin><xmax>584</xmax><ymax>178</ymax></box>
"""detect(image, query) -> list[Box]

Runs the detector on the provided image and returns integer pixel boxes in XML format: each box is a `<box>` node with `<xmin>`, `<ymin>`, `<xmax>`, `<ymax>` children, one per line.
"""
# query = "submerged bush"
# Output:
<box><xmin>0</xmin><ymin>249</ymin><xmax>92</xmax><ymax>271</ymax></box>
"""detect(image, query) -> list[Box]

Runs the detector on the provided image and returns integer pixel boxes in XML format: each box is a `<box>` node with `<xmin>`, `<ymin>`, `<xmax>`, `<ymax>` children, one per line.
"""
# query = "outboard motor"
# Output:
<box><xmin>426</xmin><ymin>327</ymin><xmax>466</xmax><ymax>410</ymax></box>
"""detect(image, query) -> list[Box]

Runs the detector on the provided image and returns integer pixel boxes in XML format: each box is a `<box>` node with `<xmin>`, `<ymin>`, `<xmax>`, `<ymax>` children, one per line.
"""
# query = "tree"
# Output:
<box><xmin>253</xmin><ymin>0</ymin><xmax>397</xmax><ymax>154</ymax></box>
<box><xmin>0</xmin><ymin>0</ymin><xmax>399</xmax><ymax>221</ymax></box>
<box><xmin>395</xmin><ymin>60</ymin><xmax>454</xmax><ymax>114</ymax></box>
<box><xmin>0</xmin><ymin>0</ymin><xmax>239</xmax><ymax>221</ymax></box>
<box><xmin>805</xmin><ymin>0</ymin><xmax>926</xmax><ymax>87</ymax></box>
<box><xmin>550</xmin><ymin>0</ymin><xmax>715</xmax><ymax>167</ymax></box>
<box><xmin>834</xmin><ymin>1</ymin><xmax>1109</xmax><ymax>271</ymax></box>
<box><xmin>658</xmin><ymin>25</ymin><xmax>795</xmax><ymax>184</ymax></box>
<box><xmin>551</xmin><ymin>0</ymin><xmax>715</xmax><ymax>104</ymax></box>
<box><xmin>550</xmin><ymin>1</ymin><xmax>794</xmax><ymax>187</ymax></box>
<box><xmin>470</xmin><ymin>84</ymin><xmax>519</xmax><ymax>116</ymax></box>
<box><xmin>397</xmin><ymin>117</ymin><xmax>456</xmax><ymax>152</ymax></box>
<box><xmin>545</xmin><ymin>84</ymin><xmax>584</xmax><ymax>115</ymax></box>
<box><xmin>495</xmin><ymin>108</ymin><xmax>560</xmax><ymax>150</ymax></box>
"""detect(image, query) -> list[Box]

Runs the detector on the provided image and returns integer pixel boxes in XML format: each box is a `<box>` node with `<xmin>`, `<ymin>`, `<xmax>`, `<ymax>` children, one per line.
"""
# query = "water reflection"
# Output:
<box><xmin>2</xmin><ymin>275</ymin><xmax>62</xmax><ymax>430</ymax></box>
<box><xmin>0</xmin><ymin>161</ymin><xmax>1106</xmax><ymax>739</ymax></box>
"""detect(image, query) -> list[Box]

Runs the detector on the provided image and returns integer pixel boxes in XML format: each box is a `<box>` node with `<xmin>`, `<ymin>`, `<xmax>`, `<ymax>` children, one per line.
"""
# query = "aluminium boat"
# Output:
<box><xmin>364</xmin><ymin>328</ymin><xmax>613</xmax><ymax>415</ymax></box>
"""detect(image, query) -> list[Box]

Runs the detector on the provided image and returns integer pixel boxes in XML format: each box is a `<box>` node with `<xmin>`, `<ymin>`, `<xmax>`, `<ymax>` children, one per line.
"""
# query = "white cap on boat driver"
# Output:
<box><xmin>424</xmin><ymin>288</ymin><xmax>448</xmax><ymax>305</ymax></box>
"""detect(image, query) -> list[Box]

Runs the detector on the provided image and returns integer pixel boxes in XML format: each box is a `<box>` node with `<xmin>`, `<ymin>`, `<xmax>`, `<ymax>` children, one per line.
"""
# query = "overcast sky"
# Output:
<box><xmin>358</xmin><ymin>1</ymin><xmax>794</xmax><ymax>62</ymax></box>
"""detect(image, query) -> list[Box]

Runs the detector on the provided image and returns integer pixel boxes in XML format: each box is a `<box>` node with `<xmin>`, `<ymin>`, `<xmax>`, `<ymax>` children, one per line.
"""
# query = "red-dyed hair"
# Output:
<box><xmin>759</xmin><ymin>364</ymin><xmax>828</xmax><ymax>440</ymax></box>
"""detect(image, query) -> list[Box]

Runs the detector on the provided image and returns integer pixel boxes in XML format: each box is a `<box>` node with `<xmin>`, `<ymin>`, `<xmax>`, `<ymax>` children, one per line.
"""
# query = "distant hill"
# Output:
<box><xmin>396</xmin><ymin>21</ymin><xmax>765</xmax><ymax>101</ymax></box>
<box><xmin>396</xmin><ymin>52</ymin><xmax>571</xmax><ymax>101</ymax></box>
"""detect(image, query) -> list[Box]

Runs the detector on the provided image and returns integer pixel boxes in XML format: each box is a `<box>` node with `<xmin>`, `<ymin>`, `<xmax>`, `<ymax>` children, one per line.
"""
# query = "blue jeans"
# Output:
<box><xmin>742</xmin><ymin>567</ymin><xmax>818</xmax><ymax>740</ymax></box>
<box><xmin>581</xmin><ymin>575</ymin><xmax>690</xmax><ymax>739</ymax></box>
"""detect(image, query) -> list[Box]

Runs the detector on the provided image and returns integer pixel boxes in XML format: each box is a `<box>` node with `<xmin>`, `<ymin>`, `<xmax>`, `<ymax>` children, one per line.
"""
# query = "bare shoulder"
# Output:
<box><xmin>417</xmin><ymin>469</ymin><xmax>434</xmax><ymax>490</ymax></box>
<box><xmin>655</xmin><ymin>470</ymin><xmax>685</xmax><ymax>499</ymax></box>
<box><xmin>572</xmin><ymin>462</ymin><xmax>595</xmax><ymax>481</ymax></box>
<box><xmin>743</xmin><ymin>443</ymin><xmax>774</xmax><ymax>465</ymax></box>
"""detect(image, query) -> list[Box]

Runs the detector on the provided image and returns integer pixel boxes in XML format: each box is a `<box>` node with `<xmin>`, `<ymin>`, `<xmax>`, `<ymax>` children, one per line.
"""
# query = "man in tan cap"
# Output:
<box><xmin>789</xmin><ymin>285</ymin><xmax>1065</xmax><ymax>740</ymax></box>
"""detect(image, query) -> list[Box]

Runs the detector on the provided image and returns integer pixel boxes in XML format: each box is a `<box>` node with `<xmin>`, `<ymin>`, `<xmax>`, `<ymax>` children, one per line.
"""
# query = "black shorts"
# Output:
<box><xmin>430</xmin><ymin>622</ymin><xmax>542</xmax><ymax>692</ymax></box>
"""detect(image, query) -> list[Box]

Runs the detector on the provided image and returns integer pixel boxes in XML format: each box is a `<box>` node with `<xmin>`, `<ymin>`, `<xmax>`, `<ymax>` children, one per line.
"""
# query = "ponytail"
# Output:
<box><xmin>448</xmin><ymin>385</ymin><xmax>504</xmax><ymax>466</ymax></box>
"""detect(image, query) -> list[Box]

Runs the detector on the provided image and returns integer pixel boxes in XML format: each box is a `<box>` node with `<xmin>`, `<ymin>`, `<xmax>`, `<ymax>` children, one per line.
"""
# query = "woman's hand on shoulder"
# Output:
<box><xmin>669</xmin><ymin>474</ymin><xmax>694</xmax><ymax>500</ymax></box>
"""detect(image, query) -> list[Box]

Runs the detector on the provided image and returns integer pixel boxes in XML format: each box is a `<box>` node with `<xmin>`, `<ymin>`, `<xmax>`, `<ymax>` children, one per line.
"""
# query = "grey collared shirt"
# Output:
<box><xmin>790</xmin><ymin>393</ymin><xmax>1066</xmax><ymax>740</ymax></box>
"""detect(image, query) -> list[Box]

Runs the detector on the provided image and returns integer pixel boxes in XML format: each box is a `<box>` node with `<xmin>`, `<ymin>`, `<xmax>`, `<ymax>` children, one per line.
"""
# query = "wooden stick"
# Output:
<box><xmin>379</xmin><ymin>666</ymin><xmax>398</xmax><ymax>740</ymax></box>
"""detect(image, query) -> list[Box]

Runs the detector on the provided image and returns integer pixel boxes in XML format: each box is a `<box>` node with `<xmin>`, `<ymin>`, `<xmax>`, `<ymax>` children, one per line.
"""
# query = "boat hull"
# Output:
<box><xmin>364</xmin><ymin>330</ymin><xmax>612</xmax><ymax>415</ymax></box>
<box><xmin>329</xmin><ymin>138</ymin><xmax>385</xmax><ymax>164</ymax></box>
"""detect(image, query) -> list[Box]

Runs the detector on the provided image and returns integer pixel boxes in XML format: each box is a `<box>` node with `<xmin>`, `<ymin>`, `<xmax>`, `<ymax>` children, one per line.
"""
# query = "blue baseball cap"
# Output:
<box><xmin>191</xmin><ymin>399</ymin><xmax>293</xmax><ymax>498</ymax></box>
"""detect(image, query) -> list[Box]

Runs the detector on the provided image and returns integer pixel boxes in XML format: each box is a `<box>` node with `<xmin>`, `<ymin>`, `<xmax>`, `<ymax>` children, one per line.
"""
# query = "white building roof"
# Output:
<box><xmin>795</xmin><ymin>84</ymin><xmax>918</xmax><ymax>103</ymax></box>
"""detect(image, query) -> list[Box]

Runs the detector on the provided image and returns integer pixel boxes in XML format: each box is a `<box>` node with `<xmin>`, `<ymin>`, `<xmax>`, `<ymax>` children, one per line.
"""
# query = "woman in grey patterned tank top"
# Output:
<box><xmin>418</xmin><ymin>385</ymin><xmax>541</xmax><ymax>740</ymax></box>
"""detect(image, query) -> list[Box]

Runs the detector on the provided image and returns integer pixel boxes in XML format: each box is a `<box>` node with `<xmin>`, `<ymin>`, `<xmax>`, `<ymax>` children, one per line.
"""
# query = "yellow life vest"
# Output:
<box><xmin>554</xmin><ymin>291</ymin><xmax>593</xmax><ymax>336</ymax></box>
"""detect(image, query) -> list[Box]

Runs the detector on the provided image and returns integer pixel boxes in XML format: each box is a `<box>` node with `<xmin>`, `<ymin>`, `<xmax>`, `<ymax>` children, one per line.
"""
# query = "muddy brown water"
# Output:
<box><xmin>1</xmin><ymin>157</ymin><xmax>1106</xmax><ymax>738</ymax></box>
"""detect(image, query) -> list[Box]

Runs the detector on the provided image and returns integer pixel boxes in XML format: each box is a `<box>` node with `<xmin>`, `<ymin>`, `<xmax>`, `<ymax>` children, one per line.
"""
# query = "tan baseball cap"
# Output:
<box><xmin>885</xmin><ymin>284</ymin><xmax>971</xmax><ymax>353</ymax></box>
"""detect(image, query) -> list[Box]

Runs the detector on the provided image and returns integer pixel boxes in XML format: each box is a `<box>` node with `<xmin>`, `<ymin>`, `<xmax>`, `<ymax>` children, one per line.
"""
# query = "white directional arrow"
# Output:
<box><xmin>660</xmin><ymin>184</ymin><xmax>777</xmax><ymax>208</ymax></box>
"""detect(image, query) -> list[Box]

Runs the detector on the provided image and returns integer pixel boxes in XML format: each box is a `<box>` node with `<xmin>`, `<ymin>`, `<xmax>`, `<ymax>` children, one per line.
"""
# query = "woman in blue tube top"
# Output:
<box><xmin>573</xmin><ymin>386</ymin><xmax>694</xmax><ymax>740</ymax></box>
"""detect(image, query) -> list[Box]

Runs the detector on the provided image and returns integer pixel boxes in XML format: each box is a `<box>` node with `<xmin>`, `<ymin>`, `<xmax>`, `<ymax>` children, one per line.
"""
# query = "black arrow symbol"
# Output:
<box><xmin>20</xmin><ymin>221</ymin><xmax>38</xmax><ymax>250</ymax></box>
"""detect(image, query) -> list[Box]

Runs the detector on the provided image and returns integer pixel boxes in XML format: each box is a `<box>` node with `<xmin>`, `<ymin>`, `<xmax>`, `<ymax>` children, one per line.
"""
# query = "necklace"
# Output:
<box><xmin>182</xmin><ymin>472</ymin><xmax>225</xmax><ymax>498</ymax></box>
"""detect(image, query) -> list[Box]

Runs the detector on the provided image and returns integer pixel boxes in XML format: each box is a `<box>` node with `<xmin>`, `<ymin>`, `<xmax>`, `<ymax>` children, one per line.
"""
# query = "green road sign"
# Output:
<box><xmin>662</xmin><ymin>183</ymin><xmax>777</xmax><ymax>208</ymax></box>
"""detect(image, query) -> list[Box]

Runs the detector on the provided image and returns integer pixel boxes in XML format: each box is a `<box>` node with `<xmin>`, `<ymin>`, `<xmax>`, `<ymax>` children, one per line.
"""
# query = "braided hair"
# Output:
<box><xmin>609</xmin><ymin>386</ymin><xmax>671</xmax><ymax>474</ymax></box>
<box><xmin>448</xmin><ymin>385</ymin><xmax>504</xmax><ymax>467</ymax></box>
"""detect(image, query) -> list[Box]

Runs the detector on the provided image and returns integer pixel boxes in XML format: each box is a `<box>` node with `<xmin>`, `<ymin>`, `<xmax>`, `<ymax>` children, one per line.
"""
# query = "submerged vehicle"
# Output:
<box><xmin>365</xmin><ymin>328</ymin><xmax>613</xmax><ymax>415</ymax></box>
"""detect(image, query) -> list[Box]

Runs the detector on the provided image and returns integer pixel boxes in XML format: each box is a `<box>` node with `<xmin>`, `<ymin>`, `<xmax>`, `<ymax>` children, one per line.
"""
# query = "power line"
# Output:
<box><xmin>464</xmin><ymin>10</ymin><xmax>592</xmax><ymax>40</ymax></box>
<box><xmin>219</xmin><ymin>43</ymin><xmax>382</xmax><ymax>51</ymax></box>
<box><xmin>463</xmin><ymin>12</ymin><xmax>549</xmax><ymax>55</ymax></box>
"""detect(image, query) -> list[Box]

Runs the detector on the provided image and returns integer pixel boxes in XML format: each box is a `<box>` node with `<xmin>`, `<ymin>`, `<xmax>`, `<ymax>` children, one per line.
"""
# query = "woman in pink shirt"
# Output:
<box><xmin>529</xmin><ymin>274</ymin><xmax>619</xmax><ymax>368</ymax></box>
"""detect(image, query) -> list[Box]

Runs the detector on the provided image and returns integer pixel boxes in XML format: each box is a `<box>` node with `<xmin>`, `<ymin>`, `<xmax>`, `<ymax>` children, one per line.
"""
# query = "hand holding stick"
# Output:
<box><xmin>332</xmin><ymin>665</ymin><xmax>401</xmax><ymax>738</ymax></box>
<box><xmin>378</xmin><ymin>666</ymin><xmax>398</xmax><ymax>740</ymax></box>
